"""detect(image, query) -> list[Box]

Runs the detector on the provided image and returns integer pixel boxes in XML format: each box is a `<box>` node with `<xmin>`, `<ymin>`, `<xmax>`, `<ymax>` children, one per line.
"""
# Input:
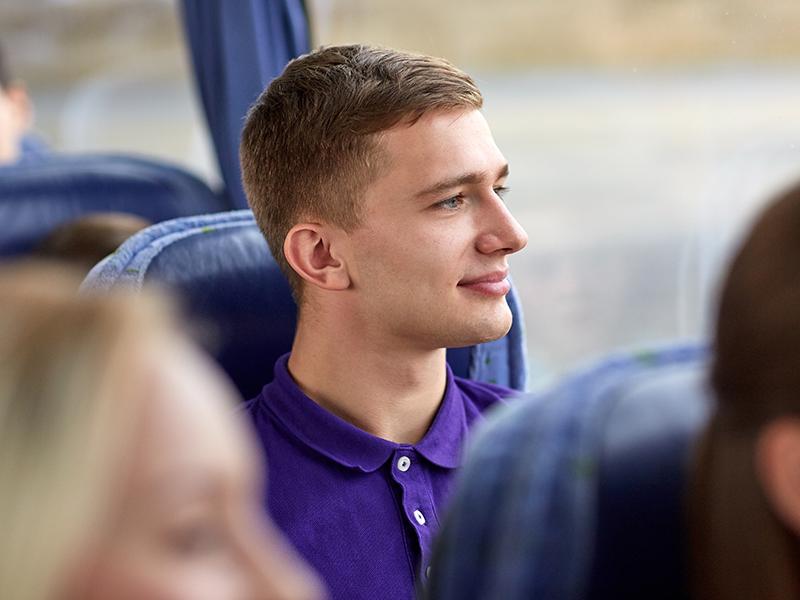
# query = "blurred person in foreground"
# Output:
<box><xmin>690</xmin><ymin>181</ymin><xmax>800</xmax><ymax>599</ymax></box>
<box><xmin>239</xmin><ymin>44</ymin><xmax>527</xmax><ymax>600</ymax></box>
<box><xmin>0</xmin><ymin>264</ymin><xmax>324</xmax><ymax>600</ymax></box>
<box><xmin>0</xmin><ymin>42</ymin><xmax>43</xmax><ymax>166</ymax></box>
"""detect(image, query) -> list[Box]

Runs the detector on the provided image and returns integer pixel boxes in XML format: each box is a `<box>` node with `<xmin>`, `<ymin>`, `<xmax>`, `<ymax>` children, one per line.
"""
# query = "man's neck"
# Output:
<box><xmin>287</xmin><ymin>316</ymin><xmax>447</xmax><ymax>445</ymax></box>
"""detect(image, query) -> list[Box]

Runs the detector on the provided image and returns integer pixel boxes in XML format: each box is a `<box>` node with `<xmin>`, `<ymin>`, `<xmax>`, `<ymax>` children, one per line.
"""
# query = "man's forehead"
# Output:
<box><xmin>378</xmin><ymin>109</ymin><xmax>494</xmax><ymax>164</ymax></box>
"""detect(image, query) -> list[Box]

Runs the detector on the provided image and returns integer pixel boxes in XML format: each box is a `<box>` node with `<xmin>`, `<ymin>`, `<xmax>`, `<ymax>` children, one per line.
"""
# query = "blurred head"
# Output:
<box><xmin>0</xmin><ymin>43</ymin><xmax>32</xmax><ymax>165</ymax></box>
<box><xmin>0</xmin><ymin>264</ymin><xmax>324</xmax><ymax>600</ymax></box>
<box><xmin>34</xmin><ymin>212</ymin><xmax>151</xmax><ymax>275</ymax></box>
<box><xmin>241</xmin><ymin>45</ymin><xmax>526</xmax><ymax>347</ymax></box>
<box><xmin>691</xmin><ymin>181</ymin><xmax>800</xmax><ymax>599</ymax></box>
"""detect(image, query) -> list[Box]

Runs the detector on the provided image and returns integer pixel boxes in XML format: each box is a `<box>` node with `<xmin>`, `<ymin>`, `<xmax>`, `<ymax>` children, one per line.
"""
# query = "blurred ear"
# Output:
<box><xmin>756</xmin><ymin>417</ymin><xmax>800</xmax><ymax>535</ymax></box>
<box><xmin>6</xmin><ymin>83</ymin><xmax>32</xmax><ymax>131</ymax></box>
<box><xmin>283</xmin><ymin>223</ymin><xmax>351</xmax><ymax>293</ymax></box>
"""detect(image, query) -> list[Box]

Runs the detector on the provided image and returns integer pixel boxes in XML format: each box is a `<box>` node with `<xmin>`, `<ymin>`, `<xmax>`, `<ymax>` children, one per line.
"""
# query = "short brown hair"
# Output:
<box><xmin>240</xmin><ymin>44</ymin><xmax>483</xmax><ymax>301</ymax></box>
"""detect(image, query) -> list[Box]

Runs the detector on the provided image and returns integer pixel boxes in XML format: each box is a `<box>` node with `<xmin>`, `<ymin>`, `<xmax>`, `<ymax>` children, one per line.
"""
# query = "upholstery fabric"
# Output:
<box><xmin>427</xmin><ymin>343</ymin><xmax>711</xmax><ymax>600</ymax></box>
<box><xmin>0</xmin><ymin>153</ymin><xmax>226</xmax><ymax>256</ymax></box>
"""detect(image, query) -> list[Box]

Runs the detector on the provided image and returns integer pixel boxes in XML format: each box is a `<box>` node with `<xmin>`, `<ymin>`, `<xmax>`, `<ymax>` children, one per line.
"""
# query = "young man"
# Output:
<box><xmin>240</xmin><ymin>44</ymin><xmax>528</xmax><ymax>600</ymax></box>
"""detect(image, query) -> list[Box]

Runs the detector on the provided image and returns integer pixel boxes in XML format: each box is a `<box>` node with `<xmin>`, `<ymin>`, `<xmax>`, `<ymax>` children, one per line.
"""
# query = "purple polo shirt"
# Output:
<box><xmin>242</xmin><ymin>353</ymin><xmax>512</xmax><ymax>600</ymax></box>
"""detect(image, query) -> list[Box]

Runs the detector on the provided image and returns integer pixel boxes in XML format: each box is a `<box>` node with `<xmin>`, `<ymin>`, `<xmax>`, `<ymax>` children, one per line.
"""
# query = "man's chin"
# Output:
<box><xmin>443</xmin><ymin>309</ymin><xmax>513</xmax><ymax>348</ymax></box>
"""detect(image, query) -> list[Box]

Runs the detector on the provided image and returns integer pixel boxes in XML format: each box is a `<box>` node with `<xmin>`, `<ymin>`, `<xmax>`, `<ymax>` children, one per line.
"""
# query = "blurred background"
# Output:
<box><xmin>3</xmin><ymin>0</ymin><xmax>800</xmax><ymax>386</ymax></box>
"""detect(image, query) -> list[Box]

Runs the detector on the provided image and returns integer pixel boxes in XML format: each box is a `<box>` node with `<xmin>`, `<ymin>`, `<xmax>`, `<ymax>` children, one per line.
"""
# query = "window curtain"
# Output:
<box><xmin>180</xmin><ymin>0</ymin><xmax>310</xmax><ymax>208</ymax></box>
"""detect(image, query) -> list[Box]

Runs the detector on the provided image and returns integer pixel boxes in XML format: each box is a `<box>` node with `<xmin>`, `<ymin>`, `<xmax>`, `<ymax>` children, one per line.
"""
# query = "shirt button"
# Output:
<box><xmin>397</xmin><ymin>456</ymin><xmax>411</xmax><ymax>472</ymax></box>
<box><xmin>413</xmin><ymin>509</ymin><xmax>426</xmax><ymax>525</ymax></box>
<box><xmin>426</xmin><ymin>566</ymin><xmax>432</xmax><ymax>578</ymax></box>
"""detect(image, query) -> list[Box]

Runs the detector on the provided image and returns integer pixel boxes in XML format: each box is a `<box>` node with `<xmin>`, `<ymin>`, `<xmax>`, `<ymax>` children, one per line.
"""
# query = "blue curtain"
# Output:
<box><xmin>180</xmin><ymin>0</ymin><xmax>310</xmax><ymax>209</ymax></box>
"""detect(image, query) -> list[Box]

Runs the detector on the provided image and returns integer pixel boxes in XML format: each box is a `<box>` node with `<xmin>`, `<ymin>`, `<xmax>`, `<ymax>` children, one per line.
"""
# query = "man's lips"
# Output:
<box><xmin>458</xmin><ymin>271</ymin><xmax>510</xmax><ymax>297</ymax></box>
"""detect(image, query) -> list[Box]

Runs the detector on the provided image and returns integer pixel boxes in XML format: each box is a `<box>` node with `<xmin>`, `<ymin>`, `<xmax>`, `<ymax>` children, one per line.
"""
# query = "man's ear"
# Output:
<box><xmin>283</xmin><ymin>223</ymin><xmax>351</xmax><ymax>292</ymax></box>
<box><xmin>756</xmin><ymin>417</ymin><xmax>800</xmax><ymax>535</ymax></box>
<box><xmin>6</xmin><ymin>84</ymin><xmax>32</xmax><ymax>131</ymax></box>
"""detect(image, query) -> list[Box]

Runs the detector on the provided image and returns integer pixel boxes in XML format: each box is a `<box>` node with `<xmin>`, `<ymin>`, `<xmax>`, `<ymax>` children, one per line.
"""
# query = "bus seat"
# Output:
<box><xmin>0</xmin><ymin>153</ymin><xmax>227</xmax><ymax>257</ymax></box>
<box><xmin>82</xmin><ymin>210</ymin><xmax>529</xmax><ymax>399</ymax></box>
<box><xmin>428</xmin><ymin>342</ymin><xmax>711</xmax><ymax>600</ymax></box>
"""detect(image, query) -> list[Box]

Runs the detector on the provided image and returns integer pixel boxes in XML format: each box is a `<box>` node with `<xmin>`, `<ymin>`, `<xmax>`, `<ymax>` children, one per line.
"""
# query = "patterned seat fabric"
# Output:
<box><xmin>428</xmin><ymin>343</ymin><xmax>711</xmax><ymax>600</ymax></box>
<box><xmin>0</xmin><ymin>153</ymin><xmax>227</xmax><ymax>256</ymax></box>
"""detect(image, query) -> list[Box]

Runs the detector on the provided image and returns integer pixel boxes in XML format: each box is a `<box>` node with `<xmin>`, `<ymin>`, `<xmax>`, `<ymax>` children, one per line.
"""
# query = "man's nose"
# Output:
<box><xmin>475</xmin><ymin>195</ymin><xmax>528</xmax><ymax>256</ymax></box>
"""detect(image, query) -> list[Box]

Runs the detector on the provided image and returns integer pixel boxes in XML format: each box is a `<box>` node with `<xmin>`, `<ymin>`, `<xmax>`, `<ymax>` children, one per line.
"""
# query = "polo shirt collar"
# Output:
<box><xmin>264</xmin><ymin>354</ymin><xmax>467</xmax><ymax>472</ymax></box>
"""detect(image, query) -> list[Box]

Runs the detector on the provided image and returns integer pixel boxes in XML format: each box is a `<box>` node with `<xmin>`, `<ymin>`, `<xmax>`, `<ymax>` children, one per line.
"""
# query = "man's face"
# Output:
<box><xmin>342</xmin><ymin>108</ymin><xmax>528</xmax><ymax>350</ymax></box>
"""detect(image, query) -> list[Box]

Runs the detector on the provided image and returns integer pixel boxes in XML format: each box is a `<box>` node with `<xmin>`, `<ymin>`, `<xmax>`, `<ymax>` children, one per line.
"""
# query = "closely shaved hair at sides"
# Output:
<box><xmin>240</xmin><ymin>44</ymin><xmax>483</xmax><ymax>302</ymax></box>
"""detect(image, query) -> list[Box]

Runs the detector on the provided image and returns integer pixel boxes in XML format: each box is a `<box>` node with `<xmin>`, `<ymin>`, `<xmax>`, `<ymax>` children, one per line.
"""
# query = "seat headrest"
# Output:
<box><xmin>83</xmin><ymin>210</ymin><xmax>528</xmax><ymax>399</ymax></box>
<box><xmin>587</xmin><ymin>348</ymin><xmax>711</xmax><ymax>599</ymax></box>
<box><xmin>429</xmin><ymin>343</ymin><xmax>711</xmax><ymax>600</ymax></box>
<box><xmin>0</xmin><ymin>153</ymin><xmax>226</xmax><ymax>256</ymax></box>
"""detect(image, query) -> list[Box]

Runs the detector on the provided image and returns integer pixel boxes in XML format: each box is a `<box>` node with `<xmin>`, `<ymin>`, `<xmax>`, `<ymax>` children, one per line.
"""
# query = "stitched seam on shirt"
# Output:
<box><xmin>422</xmin><ymin>466</ymin><xmax>442</xmax><ymax>526</ymax></box>
<box><xmin>385</xmin><ymin>466</ymin><xmax>417</xmax><ymax>576</ymax></box>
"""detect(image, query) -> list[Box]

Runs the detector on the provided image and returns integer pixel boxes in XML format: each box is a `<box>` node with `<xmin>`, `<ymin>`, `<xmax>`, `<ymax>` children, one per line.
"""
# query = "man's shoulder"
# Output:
<box><xmin>240</xmin><ymin>384</ymin><xmax>269</xmax><ymax>417</ymax></box>
<box><xmin>240</xmin><ymin>354</ymin><xmax>290</xmax><ymax>418</ymax></box>
<box><xmin>239</xmin><ymin>381</ymin><xmax>283</xmax><ymax>436</ymax></box>
<box><xmin>452</xmin><ymin>376</ymin><xmax>516</xmax><ymax>414</ymax></box>
<box><xmin>238</xmin><ymin>383</ymin><xmax>310</xmax><ymax>468</ymax></box>
<box><xmin>240</xmin><ymin>394</ymin><xmax>260</xmax><ymax>414</ymax></box>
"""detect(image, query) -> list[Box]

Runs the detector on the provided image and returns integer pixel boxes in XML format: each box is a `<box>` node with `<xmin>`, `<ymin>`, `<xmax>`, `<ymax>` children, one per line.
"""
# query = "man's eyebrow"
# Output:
<box><xmin>414</xmin><ymin>164</ymin><xmax>509</xmax><ymax>199</ymax></box>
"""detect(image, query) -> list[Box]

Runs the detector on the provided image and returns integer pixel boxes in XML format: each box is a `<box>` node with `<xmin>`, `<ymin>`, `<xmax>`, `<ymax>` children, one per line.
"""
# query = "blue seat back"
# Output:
<box><xmin>0</xmin><ymin>153</ymin><xmax>227</xmax><ymax>256</ymax></box>
<box><xmin>428</xmin><ymin>343</ymin><xmax>712</xmax><ymax>600</ymax></box>
<box><xmin>83</xmin><ymin>210</ymin><xmax>528</xmax><ymax>399</ymax></box>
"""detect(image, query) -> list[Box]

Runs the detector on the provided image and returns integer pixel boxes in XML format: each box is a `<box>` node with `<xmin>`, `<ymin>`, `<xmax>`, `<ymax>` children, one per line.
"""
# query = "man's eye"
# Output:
<box><xmin>436</xmin><ymin>195</ymin><xmax>465</xmax><ymax>210</ymax></box>
<box><xmin>494</xmin><ymin>186</ymin><xmax>510</xmax><ymax>199</ymax></box>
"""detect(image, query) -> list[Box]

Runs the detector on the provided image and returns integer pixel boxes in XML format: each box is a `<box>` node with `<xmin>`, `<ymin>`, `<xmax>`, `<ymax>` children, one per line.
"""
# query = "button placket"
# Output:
<box><xmin>390</xmin><ymin>448</ymin><xmax>438</xmax><ymax>574</ymax></box>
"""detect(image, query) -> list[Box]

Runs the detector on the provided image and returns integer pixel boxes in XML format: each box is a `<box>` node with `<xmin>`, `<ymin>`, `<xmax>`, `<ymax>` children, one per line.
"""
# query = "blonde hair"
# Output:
<box><xmin>0</xmin><ymin>263</ymin><xmax>173</xmax><ymax>600</ymax></box>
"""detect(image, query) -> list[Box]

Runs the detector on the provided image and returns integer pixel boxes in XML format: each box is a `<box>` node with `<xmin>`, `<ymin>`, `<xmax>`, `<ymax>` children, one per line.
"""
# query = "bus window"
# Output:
<box><xmin>0</xmin><ymin>0</ymin><xmax>219</xmax><ymax>187</ymax></box>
